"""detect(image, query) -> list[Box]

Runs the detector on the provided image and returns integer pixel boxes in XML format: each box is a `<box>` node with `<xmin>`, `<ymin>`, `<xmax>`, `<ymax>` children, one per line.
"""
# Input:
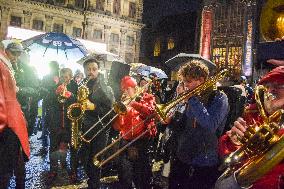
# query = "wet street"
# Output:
<box><xmin>7</xmin><ymin>131</ymin><xmax>169</xmax><ymax>189</ymax></box>
<box><xmin>8</xmin><ymin>132</ymin><xmax>88</xmax><ymax>189</ymax></box>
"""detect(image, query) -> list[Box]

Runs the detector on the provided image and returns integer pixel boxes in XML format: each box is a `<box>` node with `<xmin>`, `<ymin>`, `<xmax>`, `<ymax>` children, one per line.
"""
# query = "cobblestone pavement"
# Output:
<box><xmin>8</xmin><ymin>132</ymin><xmax>88</xmax><ymax>189</ymax></box>
<box><xmin>8</xmin><ymin>132</ymin><xmax>169</xmax><ymax>189</ymax></box>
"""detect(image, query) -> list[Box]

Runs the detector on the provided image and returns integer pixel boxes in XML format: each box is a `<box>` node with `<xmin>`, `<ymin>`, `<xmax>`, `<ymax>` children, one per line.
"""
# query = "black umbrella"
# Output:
<box><xmin>165</xmin><ymin>53</ymin><xmax>216</xmax><ymax>74</ymax></box>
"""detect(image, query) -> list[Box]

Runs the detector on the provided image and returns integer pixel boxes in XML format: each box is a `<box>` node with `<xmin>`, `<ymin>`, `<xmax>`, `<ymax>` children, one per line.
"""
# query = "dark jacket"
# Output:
<box><xmin>176</xmin><ymin>90</ymin><xmax>229</xmax><ymax>167</ymax></box>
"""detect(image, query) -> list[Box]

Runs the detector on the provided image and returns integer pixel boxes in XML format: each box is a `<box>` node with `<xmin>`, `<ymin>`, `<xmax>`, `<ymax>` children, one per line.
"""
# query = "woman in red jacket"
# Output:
<box><xmin>113</xmin><ymin>76</ymin><xmax>156</xmax><ymax>189</ymax></box>
<box><xmin>216</xmin><ymin>66</ymin><xmax>284</xmax><ymax>189</ymax></box>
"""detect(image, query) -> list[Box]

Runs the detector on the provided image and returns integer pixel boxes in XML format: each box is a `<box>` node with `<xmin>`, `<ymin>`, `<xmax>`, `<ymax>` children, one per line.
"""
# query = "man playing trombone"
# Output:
<box><xmin>168</xmin><ymin>60</ymin><xmax>229</xmax><ymax>189</ymax></box>
<box><xmin>79</xmin><ymin>58</ymin><xmax>115</xmax><ymax>189</ymax></box>
<box><xmin>112</xmin><ymin>76</ymin><xmax>157</xmax><ymax>189</ymax></box>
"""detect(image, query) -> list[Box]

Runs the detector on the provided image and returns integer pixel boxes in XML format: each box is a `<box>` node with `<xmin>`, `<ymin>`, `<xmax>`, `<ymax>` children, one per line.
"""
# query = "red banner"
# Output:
<box><xmin>200</xmin><ymin>9</ymin><xmax>213</xmax><ymax>60</ymax></box>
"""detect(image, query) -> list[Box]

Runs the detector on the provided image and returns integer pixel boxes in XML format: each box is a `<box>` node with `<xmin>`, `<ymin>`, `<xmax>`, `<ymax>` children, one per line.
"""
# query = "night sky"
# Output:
<box><xmin>143</xmin><ymin>0</ymin><xmax>201</xmax><ymax>25</ymax></box>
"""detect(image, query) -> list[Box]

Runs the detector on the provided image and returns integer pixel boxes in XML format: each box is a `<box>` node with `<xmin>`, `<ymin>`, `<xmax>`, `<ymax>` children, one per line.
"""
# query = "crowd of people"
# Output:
<box><xmin>1</xmin><ymin>40</ymin><xmax>284</xmax><ymax>189</ymax></box>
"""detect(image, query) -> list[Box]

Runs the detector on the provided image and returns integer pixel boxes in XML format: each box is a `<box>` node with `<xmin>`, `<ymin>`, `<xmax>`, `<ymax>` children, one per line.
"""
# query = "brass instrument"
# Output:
<box><xmin>80</xmin><ymin>80</ymin><xmax>153</xmax><ymax>144</ymax></box>
<box><xmin>219</xmin><ymin>85</ymin><xmax>284</xmax><ymax>188</ymax></box>
<box><xmin>67</xmin><ymin>78</ymin><xmax>95</xmax><ymax>149</ymax></box>
<box><xmin>156</xmin><ymin>69</ymin><xmax>228</xmax><ymax>123</ymax></box>
<box><xmin>57</xmin><ymin>82</ymin><xmax>68</xmax><ymax>103</ymax></box>
<box><xmin>260</xmin><ymin>0</ymin><xmax>284</xmax><ymax>41</ymax></box>
<box><xmin>93</xmin><ymin>70</ymin><xmax>228</xmax><ymax>168</ymax></box>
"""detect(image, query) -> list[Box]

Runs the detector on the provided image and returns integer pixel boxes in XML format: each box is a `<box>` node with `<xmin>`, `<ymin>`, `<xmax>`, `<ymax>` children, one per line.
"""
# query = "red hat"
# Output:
<box><xmin>121</xmin><ymin>76</ymin><xmax>137</xmax><ymax>91</ymax></box>
<box><xmin>258</xmin><ymin>66</ymin><xmax>284</xmax><ymax>85</ymax></box>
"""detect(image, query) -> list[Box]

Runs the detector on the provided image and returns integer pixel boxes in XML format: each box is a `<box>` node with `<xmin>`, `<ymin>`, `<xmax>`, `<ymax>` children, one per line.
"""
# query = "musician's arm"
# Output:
<box><xmin>187</xmin><ymin>93</ymin><xmax>229</xmax><ymax>132</ymax></box>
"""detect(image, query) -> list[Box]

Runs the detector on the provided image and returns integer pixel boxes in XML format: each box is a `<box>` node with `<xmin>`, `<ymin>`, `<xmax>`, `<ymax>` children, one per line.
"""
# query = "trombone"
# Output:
<box><xmin>93</xmin><ymin>69</ymin><xmax>229</xmax><ymax>168</ymax></box>
<box><xmin>80</xmin><ymin>80</ymin><xmax>153</xmax><ymax>143</ymax></box>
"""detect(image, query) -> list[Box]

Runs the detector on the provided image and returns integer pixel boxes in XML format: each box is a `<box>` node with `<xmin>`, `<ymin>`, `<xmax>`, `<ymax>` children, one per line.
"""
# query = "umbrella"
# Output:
<box><xmin>165</xmin><ymin>53</ymin><xmax>216</xmax><ymax>74</ymax></box>
<box><xmin>21</xmin><ymin>32</ymin><xmax>88</xmax><ymax>77</ymax></box>
<box><xmin>130</xmin><ymin>63</ymin><xmax>168</xmax><ymax>79</ymax></box>
<box><xmin>22</xmin><ymin>32</ymin><xmax>88</xmax><ymax>62</ymax></box>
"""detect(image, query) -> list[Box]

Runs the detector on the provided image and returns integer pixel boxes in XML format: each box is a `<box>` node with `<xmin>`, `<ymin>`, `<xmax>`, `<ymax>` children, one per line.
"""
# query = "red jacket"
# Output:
<box><xmin>113</xmin><ymin>93</ymin><xmax>156</xmax><ymax>140</ymax></box>
<box><xmin>218</xmin><ymin>104</ymin><xmax>284</xmax><ymax>189</ymax></box>
<box><xmin>0</xmin><ymin>51</ymin><xmax>30</xmax><ymax>158</ymax></box>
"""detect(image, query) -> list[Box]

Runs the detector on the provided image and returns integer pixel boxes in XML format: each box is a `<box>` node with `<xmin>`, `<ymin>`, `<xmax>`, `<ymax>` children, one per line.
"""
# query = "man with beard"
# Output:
<box><xmin>79</xmin><ymin>58</ymin><xmax>115</xmax><ymax>189</ymax></box>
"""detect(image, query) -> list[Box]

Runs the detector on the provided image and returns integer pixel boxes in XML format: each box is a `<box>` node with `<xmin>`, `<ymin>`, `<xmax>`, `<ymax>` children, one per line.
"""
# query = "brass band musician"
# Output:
<box><xmin>113</xmin><ymin>76</ymin><xmax>156</xmax><ymax>189</ymax></box>
<box><xmin>79</xmin><ymin>58</ymin><xmax>115</xmax><ymax>189</ymax></box>
<box><xmin>215</xmin><ymin>66</ymin><xmax>284</xmax><ymax>189</ymax></box>
<box><xmin>168</xmin><ymin>60</ymin><xmax>229</xmax><ymax>189</ymax></box>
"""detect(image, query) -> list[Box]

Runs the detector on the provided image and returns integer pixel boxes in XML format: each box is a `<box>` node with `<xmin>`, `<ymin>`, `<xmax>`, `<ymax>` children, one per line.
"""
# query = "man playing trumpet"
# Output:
<box><xmin>113</xmin><ymin>76</ymin><xmax>157</xmax><ymax>189</ymax></box>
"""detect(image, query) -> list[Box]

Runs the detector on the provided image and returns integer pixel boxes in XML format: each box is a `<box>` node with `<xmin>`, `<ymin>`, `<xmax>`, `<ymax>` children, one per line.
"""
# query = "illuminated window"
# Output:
<box><xmin>53</xmin><ymin>23</ymin><xmax>63</xmax><ymax>33</ymax></box>
<box><xmin>167</xmin><ymin>38</ymin><xmax>175</xmax><ymax>50</ymax></box>
<box><xmin>113</xmin><ymin>0</ymin><xmax>121</xmax><ymax>15</ymax></box>
<box><xmin>72</xmin><ymin>27</ymin><xmax>82</xmax><ymax>37</ymax></box>
<box><xmin>96</xmin><ymin>0</ymin><xmax>105</xmax><ymax>11</ymax></box>
<box><xmin>154</xmin><ymin>40</ymin><xmax>161</xmax><ymax>57</ymax></box>
<box><xmin>32</xmin><ymin>20</ymin><xmax>43</xmax><ymax>31</ymax></box>
<box><xmin>129</xmin><ymin>2</ymin><xmax>136</xmax><ymax>18</ymax></box>
<box><xmin>10</xmin><ymin>16</ymin><xmax>22</xmax><ymax>27</ymax></box>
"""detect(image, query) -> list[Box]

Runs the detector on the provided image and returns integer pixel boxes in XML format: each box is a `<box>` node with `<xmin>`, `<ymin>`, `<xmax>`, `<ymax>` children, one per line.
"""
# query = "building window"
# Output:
<box><xmin>53</xmin><ymin>23</ymin><xmax>63</xmax><ymax>33</ymax></box>
<box><xmin>110</xmin><ymin>33</ymin><xmax>119</xmax><ymax>44</ymax></box>
<box><xmin>72</xmin><ymin>27</ymin><xmax>82</xmax><ymax>37</ymax></box>
<box><xmin>167</xmin><ymin>38</ymin><xmax>175</xmax><ymax>50</ymax></box>
<box><xmin>75</xmin><ymin>0</ymin><xmax>85</xmax><ymax>9</ymax></box>
<box><xmin>96</xmin><ymin>0</ymin><xmax>105</xmax><ymax>11</ymax></box>
<box><xmin>153</xmin><ymin>39</ymin><xmax>161</xmax><ymax>57</ymax></box>
<box><xmin>55</xmin><ymin>0</ymin><xmax>65</xmax><ymax>5</ymax></box>
<box><xmin>126</xmin><ymin>36</ymin><xmax>134</xmax><ymax>46</ymax></box>
<box><xmin>113</xmin><ymin>0</ymin><xmax>121</xmax><ymax>15</ymax></box>
<box><xmin>129</xmin><ymin>2</ymin><xmax>136</xmax><ymax>18</ymax></box>
<box><xmin>125</xmin><ymin>52</ymin><xmax>133</xmax><ymax>63</ymax></box>
<box><xmin>32</xmin><ymin>20</ymin><xmax>44</xmax><ymax>31</ymax></box>
<box><xmin>10</xmin><ymin>16</ymin><xmax>22</xmax><ymax>27</ymax></box>
<box><xmin>93</xmin><ymin>30</ymin><xmax>103</xmax><ymax>40</ymax></box>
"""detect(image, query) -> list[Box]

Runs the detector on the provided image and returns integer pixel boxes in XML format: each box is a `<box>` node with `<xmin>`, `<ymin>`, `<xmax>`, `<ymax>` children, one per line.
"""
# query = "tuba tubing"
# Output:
<box><xmin>219</xmin><ymin>85</ymin><xmax>284</xmax><ymax>188</ymax></box>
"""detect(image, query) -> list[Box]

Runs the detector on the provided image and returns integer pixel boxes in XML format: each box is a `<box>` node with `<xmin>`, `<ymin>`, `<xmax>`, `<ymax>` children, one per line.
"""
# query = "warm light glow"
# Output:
<box><xmin>276</xmin><ymin>15</ymin><xmax>284</xmax><ymax>38</ymax></box>
<box><xmin>154</xmin><ymin>39</ymin><xmax>161</xmax><ymax>57</ymax></box>
<box><xmin>167</xmin><ymin>38</ymin><xmax>175</xmax><ymax>50</ymax></box>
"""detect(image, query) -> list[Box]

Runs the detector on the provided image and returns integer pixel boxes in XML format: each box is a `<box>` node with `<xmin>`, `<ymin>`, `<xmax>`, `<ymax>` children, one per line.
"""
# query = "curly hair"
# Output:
<box><xmin>178</xmin><ymin>60</ymin><xmax>209</xmax><ymax>80</ymax></box>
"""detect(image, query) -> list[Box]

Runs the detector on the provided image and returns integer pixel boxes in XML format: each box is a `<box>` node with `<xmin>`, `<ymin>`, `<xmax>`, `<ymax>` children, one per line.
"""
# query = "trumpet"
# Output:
<box><xmin>218</xmin><ymin>85</ymin><xmax>284</xmax><ymax>188</ymax></box>
<box><xmin>93</xmin><ymin>70</ymin><xmax>228</xmax><ymax>168</ymax></box>
<box><xmin>57</xmin><ymin>82</ymin><xmax>68</xmax><ymax>103</ymax></box>
<box><xmin>80</xmin><ymin>80</ymin><xmax>153</xmax><ymax>144</ymax></box>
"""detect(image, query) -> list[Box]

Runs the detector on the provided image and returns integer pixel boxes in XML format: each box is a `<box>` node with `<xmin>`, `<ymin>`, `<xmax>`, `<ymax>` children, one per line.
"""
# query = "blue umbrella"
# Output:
<box><xmin>135</xmin><ymin>65</ymin><xmax>168</xmax><ymax>79</ymax></box>
<box><xmin>22</xmin><ymin>32</ymin><xmax>88</xmax><ymax>62</ymax></box>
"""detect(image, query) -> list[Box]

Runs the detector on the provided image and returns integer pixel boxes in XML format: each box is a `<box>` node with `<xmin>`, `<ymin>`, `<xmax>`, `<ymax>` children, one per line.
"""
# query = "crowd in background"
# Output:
<box><xmin>1</xmin><ymin>40</ymin><xmax>284</xmax><ymax>189</ymax></box>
